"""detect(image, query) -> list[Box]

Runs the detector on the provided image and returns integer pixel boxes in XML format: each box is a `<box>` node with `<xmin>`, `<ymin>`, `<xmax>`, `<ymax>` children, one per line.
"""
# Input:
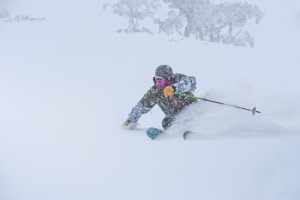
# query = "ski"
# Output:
<box><xmin>146</xmin><ymin>127</ymin><xmax>193</xmax><ymax>140</ymax></box>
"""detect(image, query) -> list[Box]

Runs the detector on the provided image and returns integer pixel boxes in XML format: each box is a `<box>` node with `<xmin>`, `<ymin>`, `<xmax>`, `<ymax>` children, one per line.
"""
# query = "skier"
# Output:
<box><xmin>123</xmin><ymin>65</ymin><xmax>197</xmax><ymax>130</ymax></box>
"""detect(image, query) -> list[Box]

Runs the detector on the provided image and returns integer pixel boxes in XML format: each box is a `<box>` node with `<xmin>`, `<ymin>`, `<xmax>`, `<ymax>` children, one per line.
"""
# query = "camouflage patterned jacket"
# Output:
<box><xmin>126</xmin><ymin>73</ymin><xmax>197</xmax><ymax>123</ymax></box>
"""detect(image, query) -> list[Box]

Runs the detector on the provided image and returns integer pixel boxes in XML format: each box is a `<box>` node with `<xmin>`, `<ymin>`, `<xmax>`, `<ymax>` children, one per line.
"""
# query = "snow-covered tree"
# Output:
<box><xmin>163</xmin><ymin>0</ymin><xmax>210</xmax><ymax>38</ymax></box>
<box><xmin>190</xmin><ymin>3</ymin><xmax>224</xmax><ymax>41</ymax></box>
<box><xmin>221</xmin><ymin>2</ymin><xmax>263</xmax><ymax>35</ymax></box>
<box><xmin>153</xmin><ymin>10</ymin><xmax>184</xmax><ymax>35</ymax></box>
<box><xmin>163</xmin><ymin>0</ymin><xmax>263</xmax><ymax>47</ymax></box>
<box><xmin>221</xmin><ymin>31</ymin><xmax>254</xmax><ymax>47</ymax></box>
<box><xmin>105</xmin><ymin>0</ymin><xmax>263</xmax><ymax>47</ymax></box>
<box><xmin>217</xmin><ymin>2</ymin><xmax>263</xmax><ymax>47</ymax></box>
<box><xmin>111</xmin><ymin>0</ymin><xmax>161</xmax><ymax>33</ymax></box>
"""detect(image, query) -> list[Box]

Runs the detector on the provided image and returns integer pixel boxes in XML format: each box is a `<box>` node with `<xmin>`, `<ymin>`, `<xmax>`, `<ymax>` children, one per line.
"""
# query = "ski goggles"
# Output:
<box><xmin>155</xmin><ymin>77</ymin><xmax>172</xmax><ymax>88</ymax></box>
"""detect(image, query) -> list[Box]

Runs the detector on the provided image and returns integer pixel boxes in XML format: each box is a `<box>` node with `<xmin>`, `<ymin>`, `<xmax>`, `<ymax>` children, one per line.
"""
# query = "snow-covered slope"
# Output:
<box><xmin>1</xmin><ymin>0</ymin><xmax>300</xmax><ymax>200</ymax></box>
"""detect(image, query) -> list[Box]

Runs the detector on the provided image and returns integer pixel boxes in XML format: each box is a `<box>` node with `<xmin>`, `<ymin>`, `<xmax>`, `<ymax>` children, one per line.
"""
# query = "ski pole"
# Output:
<box><xmin>175</xmin><ymin>92</ymin><xmax>261</xmax><ymax>115</ymax></box>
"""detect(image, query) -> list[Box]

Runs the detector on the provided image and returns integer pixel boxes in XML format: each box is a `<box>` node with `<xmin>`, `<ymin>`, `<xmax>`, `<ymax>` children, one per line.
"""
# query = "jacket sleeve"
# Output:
<box><xmin>172</xmin><ymin>76</ymin><xmax>196</xmax><ymax>93</ymax></box>
<box><xmin>126</xmin><ymin>102</ymin><xmax>151</xmax><ymax>123</ymax></box>
<box><xmin>126</xmin><ymin>86</ymin><xmax>157</xmax><ymax>123</ymax></box>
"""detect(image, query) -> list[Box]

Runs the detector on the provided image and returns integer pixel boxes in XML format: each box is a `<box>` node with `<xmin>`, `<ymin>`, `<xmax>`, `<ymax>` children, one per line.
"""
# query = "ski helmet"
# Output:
<box><xmin>155</xmin><ymin>65</ymin><xmax>173</xmax><ymax>80</ymax></box>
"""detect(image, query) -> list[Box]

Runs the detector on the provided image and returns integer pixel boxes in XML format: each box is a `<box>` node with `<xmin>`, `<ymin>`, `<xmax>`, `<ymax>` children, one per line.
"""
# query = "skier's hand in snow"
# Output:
<box><xmin>123</xmin><ymin>120</ymin><xmax>131</xmax><ymax>126</ymax></box>
<box><xmin>164</xmin><ymin>86</ymin><xmax>175</xmax><ymax>97</ymax></box>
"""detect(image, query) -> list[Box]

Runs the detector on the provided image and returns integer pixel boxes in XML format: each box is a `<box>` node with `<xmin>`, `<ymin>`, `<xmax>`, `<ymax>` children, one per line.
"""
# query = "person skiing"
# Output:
<box><xmin>123</xmin><ymin>65</ymin><xmax>197</xmax><ymax>130</ymax></box>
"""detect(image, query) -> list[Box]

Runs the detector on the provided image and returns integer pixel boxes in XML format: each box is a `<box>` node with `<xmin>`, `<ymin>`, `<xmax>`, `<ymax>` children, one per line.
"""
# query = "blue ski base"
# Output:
<box><xmin>146</xmin><ymin>127</ymin><xmax>164</xmax><ymax>139</ymax></box>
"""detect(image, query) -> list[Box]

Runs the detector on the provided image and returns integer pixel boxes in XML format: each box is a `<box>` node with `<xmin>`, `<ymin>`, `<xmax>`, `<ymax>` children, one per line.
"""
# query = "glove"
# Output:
<box><xmin>164</xmin><ymin>86</ymin><xmax>175</xmax><ymax>97</ymax></box>
<box><xmin>123</xmin><ymin>120</ymin><xmax>131</xmax><ymax>126</ymax></box>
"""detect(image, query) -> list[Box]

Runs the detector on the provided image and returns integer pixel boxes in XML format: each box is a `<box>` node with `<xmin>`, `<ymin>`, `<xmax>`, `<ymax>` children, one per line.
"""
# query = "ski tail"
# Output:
<box><xmin>146</xmin><ymin>127</ymin><xmax>194</xmax><ymax>140</ymax></box>
<box><xmin>183</xmin><ymin>131</ymin><xmax>194</xmax><ymax>140</ymax></box>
